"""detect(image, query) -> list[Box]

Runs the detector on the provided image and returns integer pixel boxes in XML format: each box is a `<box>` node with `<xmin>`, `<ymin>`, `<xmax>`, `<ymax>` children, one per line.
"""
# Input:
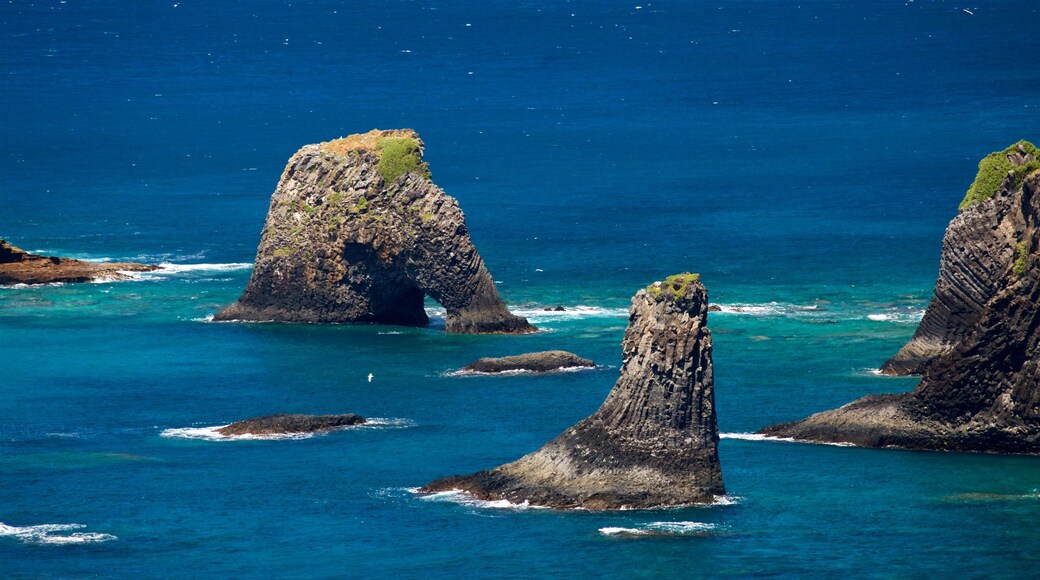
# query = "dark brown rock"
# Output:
<box><xmin>880</xmin><ymin>144</ymin><xmax>1038</xmax><ymax>376</ymax></box>
<box><xmin>214</xmin><ymin>129</ymin><xmax>535</xmax><ymax>334</ymax></box>
<box><xmin>462</xmin><ymin>351</ymin><xmax>595</xmax><ymax>373</ymax></box>
<box><xmin>760</xmin><ymin>169</ymin><xmax>1040</xmax><ymax>454</ymax></box>
<box><xmin>216</xmin><ymin>413</ymin><xmax>365</xmax><ymax>436</ymax></box>
<box><xmin>423</xmin><ymin>273</ymin><xmax>724</xmax><ymax>508</ymax></box>
<box><xmin>0</xmin><ymin>240</ymin><xmax>158</xmax><ymax>285</ymax></box>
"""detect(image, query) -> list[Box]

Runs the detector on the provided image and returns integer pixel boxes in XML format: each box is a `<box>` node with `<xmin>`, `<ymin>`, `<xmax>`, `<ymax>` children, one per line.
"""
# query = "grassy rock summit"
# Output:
<box><xmin>882</xmin><ymin>141</ymin><xmax>1038</xmax><ymax>376</ymax></box>
<box><xmin>0</xmin><ymin>239</ymin><xmax>158</xmax><ymax>285</ymax></box>
<box><xmin>214</xmin><ymin>129</ymin><xmax>534</xmax><ymax>334</ymax></box>
<box><xmin>762</xmin><ymin>147</ymin><xmax>1040</xmax><ymax>454</ymax></box>
<box><xmin>422</xmin><ymin>273</ymin><xmax>724</xmax><ymax>509</ymax></box>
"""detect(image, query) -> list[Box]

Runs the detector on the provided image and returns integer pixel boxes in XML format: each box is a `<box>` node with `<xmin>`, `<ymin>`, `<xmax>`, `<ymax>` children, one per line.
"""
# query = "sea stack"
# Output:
<box><xmin>462</xmin><ymin>351</ymin><xmax>595</xmax><ymax>374</ymax></box>
<box><xmin>760</xmin><ymin>141</ymin><xmax>1040</xmax><ymax>454</ymax></box>
<box><xmin>423</xmin><ymin>273</ymin><xmax>724</xmax><ymax>509</ymax></box>
<box><xmin>214</xmin><ymin>129</ymin><xmax>534</xmax><ymax>334</ymax></box>
<box><xmin>0</xmin><ymin>239</ymin><xmax>158</xmax><ymax>285</ymax></box>
<box><xmin>881</xmin><ymin>141</ymin><xmax>1039</xmax><ymax>376</ymax></box>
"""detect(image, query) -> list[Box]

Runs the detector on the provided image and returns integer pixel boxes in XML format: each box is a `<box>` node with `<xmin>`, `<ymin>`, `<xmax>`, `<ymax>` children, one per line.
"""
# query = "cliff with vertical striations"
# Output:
<box><xmin>214</xmin><ymin>129</ymin><xmax>534</xmax><ymax>334</ymax></box>
<box><xmin>422</xmin><ymin>274</ymin><xmax>724</xmax><ymax>508</ymax></box>
<box><xmin>761</xmin><ymin>142</ymin><xmax>1040</xmax><ymax>454</ymax></box>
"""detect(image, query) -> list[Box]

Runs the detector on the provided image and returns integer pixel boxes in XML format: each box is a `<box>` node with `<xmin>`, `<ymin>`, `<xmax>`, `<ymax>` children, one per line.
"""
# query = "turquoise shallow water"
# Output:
<box><xmin>3</xmin><ymin>1</ymin><xmax>1040</xmax><ymax>577</ymax></box>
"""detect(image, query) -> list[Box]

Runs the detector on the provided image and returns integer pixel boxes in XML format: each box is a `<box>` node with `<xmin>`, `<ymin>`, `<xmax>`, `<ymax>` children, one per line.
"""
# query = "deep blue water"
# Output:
<box><xmin>2</xmin><ymin>1</ymin><xmax>1040</xmax><ymax>577</ymax></box>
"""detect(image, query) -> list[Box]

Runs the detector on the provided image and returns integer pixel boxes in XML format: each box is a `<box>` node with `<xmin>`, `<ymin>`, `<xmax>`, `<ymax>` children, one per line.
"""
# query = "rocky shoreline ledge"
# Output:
<box><xmin>0</xmin><ymin>240</ymin><xmax>158</xmax><ymax>285</ymax></box>
<box><xmin>423</xmin><ymin>273</ymin><xmax>724</xmax><ymax>509</ymax></box>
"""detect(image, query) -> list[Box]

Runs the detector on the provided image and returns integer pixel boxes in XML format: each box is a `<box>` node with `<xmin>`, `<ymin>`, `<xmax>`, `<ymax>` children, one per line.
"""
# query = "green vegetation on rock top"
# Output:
<box><xmin>646</xmin><ymin>272</ymin><xmax>701</xmax><ymax>300</ymax></box>
<box><xmin>376</xmin><ymin>137</ymin><xmax>430</xmax><ymax>184</ymax></box>
<box><xmin>960</xmin><ymin>140</ymin><xmax>1040</xmax><ymax>210</ymax></box>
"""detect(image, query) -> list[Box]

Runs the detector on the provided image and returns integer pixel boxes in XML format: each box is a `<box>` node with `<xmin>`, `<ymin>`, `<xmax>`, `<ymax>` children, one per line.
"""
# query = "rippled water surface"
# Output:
<box><xmin>2</xmin><ymin>1</ymin><xmax>1039</xmax><ymax>577</ymax></box>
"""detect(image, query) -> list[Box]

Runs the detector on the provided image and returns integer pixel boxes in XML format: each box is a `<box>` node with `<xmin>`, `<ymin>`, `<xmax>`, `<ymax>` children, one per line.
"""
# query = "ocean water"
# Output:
<box><xmin>2</xmin><ymin>0</ymin><xmax>1040</xmax><ymax>577</ymax></box>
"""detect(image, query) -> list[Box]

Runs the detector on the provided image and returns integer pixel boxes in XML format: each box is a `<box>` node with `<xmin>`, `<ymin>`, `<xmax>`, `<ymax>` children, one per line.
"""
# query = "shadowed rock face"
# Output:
<box><xmin>423</xmin><ymin>274</ymin><xmax>724</xmax><ymax>509</ymax></box>
<box><xmin>463</xmin><ymin>351</ymin><xmax>595</xmax><ymax>373</ymax></box>
<box><xmin>761</xmin><ymin>169</ymin><xmax>1040</xmax><ymax>454</ymax></box>
<box><xmin>216</xmin><ymin>414</ymin><xmax>365</xmax><ymax>436</ymax></box>
<box><xmin>0</xmin><ymin>239</ymin><xmax>158</xmax><ymax>285</ymax></box>
<box><xmin>881</xmin><ymin>143</ymin><xmax>1038</xmax><ymax>376</ymax></box>
<box><xmin>214</xmin><ymin>129</ymin><xmax>534</xmax><ymax>334</ymax></box>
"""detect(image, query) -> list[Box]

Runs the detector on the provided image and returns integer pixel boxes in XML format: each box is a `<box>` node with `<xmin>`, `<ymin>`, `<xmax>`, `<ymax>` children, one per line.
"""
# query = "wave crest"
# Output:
<box><xmin>0</xmin><ymin>522</ymin><xmax>116</xmax><ymax>545</ymax></box>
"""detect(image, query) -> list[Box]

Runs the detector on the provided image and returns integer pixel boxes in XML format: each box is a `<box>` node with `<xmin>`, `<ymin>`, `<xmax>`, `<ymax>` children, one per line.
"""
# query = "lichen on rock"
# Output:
<box><xmin>422</xmin><ymin>274</ymin><xmax>724</xmax><ymax>509</ymax></box>
<box><xmin>214</xmin><ymin>129</ymin><xmax>534</xmax><ymax>334</ymax></box>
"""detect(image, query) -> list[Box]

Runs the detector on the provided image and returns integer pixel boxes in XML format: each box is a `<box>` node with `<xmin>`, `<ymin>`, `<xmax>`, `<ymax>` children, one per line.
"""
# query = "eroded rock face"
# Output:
<box><xmin>881</xmin><ymin>143</ymin><xmax>1038</xmax><ymax>375</ymax></box>
<box><xmin>423</xmin><ymin>274</ymin><xmax>724</xmax><ymax>509</ymax></box>
<box><xmin>462</xmin><ymin>351</ymin><xmax>595</xmax><ymax>373</ymax></box>
<box><xmin>216</xmin><ymin>414</ymin><xmax>365</xmax><ymax>436</ymax></box>
<box><xmin>761</xmin><ymin>169</ymin><xmax>1040</xmax><ymax>454</ymax></box>
<box><xmin>0</xmin><ymin>240</ymin><xmax>158</xmax><ymax>285</ymax></box>
<box><xmin>214</xmin><ymin>129</ymin><xmax>534</xmax><ymax>334</ymax></box>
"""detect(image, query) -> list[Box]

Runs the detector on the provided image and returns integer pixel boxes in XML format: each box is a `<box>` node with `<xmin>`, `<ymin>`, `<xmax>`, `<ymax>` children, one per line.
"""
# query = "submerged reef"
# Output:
<box><xmin>0</xmin><ymin>239</ymin><xmax>157</xmax><ymax>285</ymax></box>
<box><xmin>423</xmin><ymin>273</ymin><xmax>724</xmax><ymax>509</ymax></box>
<box><xmin>215</xmin><ymin>129</ymin><xmax>534</xmax><ymax>334</ymax></box>
<box><xmin>762</xmin><ymin>144</ymin><xmax>1040</xmax><ymax>454</ymax></box>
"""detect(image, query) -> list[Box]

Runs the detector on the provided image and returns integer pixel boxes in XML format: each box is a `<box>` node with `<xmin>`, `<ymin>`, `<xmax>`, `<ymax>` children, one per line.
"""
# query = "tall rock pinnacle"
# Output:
<box><xmin>422</xmin><ymin>273</ymin><xmax>725</xmax><ymax>508</ymax></box>
<box><xmin>761</xmin><ymin>142</ymin><xmax>1040</xmax><ymax>453</ymax></box>
<box><xmin>215</xmin><ymin>129</ymin><xmax>534</xmax><ymax>334</ymax></box>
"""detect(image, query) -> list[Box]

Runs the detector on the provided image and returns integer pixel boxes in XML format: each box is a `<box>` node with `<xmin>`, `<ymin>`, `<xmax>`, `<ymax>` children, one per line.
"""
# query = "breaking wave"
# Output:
<box><xmin>599</xmin><ymin>521</ymin><xmax>719</xmax><ymax>536</ymax></box>
<box><xmin>0</xmin><ymin>522</ymin><xmax>116</xmax><ymax>545</ymax></box>
<box><xmin>721</xmin><ymin>432</ymin><xmax>855</xmax><ymax>447</ymax></box>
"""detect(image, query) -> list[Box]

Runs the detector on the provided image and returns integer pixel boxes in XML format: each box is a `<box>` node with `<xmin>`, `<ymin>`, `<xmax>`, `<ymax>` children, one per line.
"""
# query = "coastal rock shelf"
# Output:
<box><xmin>462</xmin><ymin>351</ymin><xmax>595</xmax><ymax>373</ymax></box>
<box><xmin>0</xmin><ymin>239</ymin><xmax>157</xmax><ymax>285</ymax></box>
<box><xmin>214</xmin><ymin>129</ymin><xmax>534</xmax><ymax>334</ymax></box>
<box><xmin>423</xmin><ymin>273</ymin><xmax>725</xmax><ymax>509</ymax></box>
<box><xmin>761</xmin><ymin>143</ymin><xmax>1040</xmax><ymax>454</ymax></box>
<box><xmin>216</xmin><ymin>414</ymin><xmax>365</xmax><ymax>436</ymax></box>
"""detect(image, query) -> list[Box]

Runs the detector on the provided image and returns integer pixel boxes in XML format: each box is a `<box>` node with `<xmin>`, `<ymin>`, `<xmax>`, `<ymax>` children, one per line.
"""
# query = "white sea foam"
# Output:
<box><xmin>712</xmin><ymin>302</ymin><xmax>822</xmax><ymax>316</ymax></box>
<box><xmin>720</xmin><ymin>432</ymin><xmax>855</xmax><ymax>447</ymax></box>
<box><xmin>513</xmin><ymin>305</ymin><xmax>630</xmax><ymax>320</ymax></box>
<box><xmin>866</xmin><ymin>310</ymin><xmax>924</xmax><ymax>323</ymax></box>
<box><xmin>0</xmin><ymin>522</ymin><xmax>116</xmax><ymax>545</ymax></box>
<box><xmin>444</xmin><ymin>365</ymin><xmax>602</xmax><ymax>378</ymax></box>
<box><xmin>411</xmin><ymin>488</ymin><xmax>545</xmax><ymax>510</ymax></box>
<box><xmin>160</xmin><ymin>418</ymin><xmax>414</xmax><ymax>441</ymax></box>
<box><xmin>599</xmin><ymin>521</ymin><xmax>718</xmax><ymax>536</ymax></box>
<box><xmin>129</xmin><ymin>262</ymin><xmax>253</xmax><ymax>278</ymax></box>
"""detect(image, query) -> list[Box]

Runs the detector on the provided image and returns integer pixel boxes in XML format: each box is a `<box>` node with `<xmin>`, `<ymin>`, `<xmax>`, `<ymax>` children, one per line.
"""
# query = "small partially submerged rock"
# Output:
<box><xmin>216</xmin><ymin>414</ymin><xmax>365</xmax><ymax>436</ymax></box>
<box><xmin>0</xmin><ymin>239</ymin><xmax>158</xmax><ymax>285</ymax></box>
<box><xmin>423</xmin><ymin>273</ymin><xmax>724</xmax><ymax>509</ymax></box>
<box><xmin>462</xmin><ymin>350</ymin><xmax>594</xmax><ymax>373</ymax></box>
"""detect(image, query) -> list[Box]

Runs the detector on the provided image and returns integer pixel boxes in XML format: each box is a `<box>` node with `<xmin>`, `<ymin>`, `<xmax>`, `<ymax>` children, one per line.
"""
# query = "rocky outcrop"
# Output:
<box><xmin>216</xmin><ymin>414</ymin><xmax>365</xmax><ymax>436</ymax></box>
<box><xmin>761</xmin><ymin>155</ymin><xmax>1040</xmax><ymax>454</ymax></box>
<box><xmin>881</xmin><ymin>142</ymin><xmax>1038</xmax><ymax>375</ymax></box>
<box><xmin>0</xmin><ymin>240</ymin><xmax>158</xmax><ymax>285</ymax></box>
<box><xmin>462</xmin><ymin>351</ymin><xmax>595</xmax><ymax>373</ymax></box>
<box><xmin>422</xmin><ymin>273</ymin><xmax>724</xmax><ymax>509</ymax></box>
<box><xmin>214</xmin><ymin>129</ymin><xmax>534</xmax><ymax>334</ymax></box>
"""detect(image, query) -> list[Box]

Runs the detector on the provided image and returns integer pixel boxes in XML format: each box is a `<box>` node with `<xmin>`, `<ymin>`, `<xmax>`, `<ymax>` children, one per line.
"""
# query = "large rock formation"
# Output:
<box><xmin>761</xmin><ymin>145</ymin><xmax>1040</xmax><ymax>454</ymax></box>
<box><xmin>0</xmin><ymin>240</ymin><xmax>157</xmax><ymax>285</ymax></box>
<box><xmin>462</xmin><ymin>351</ymin><xmax>595</xmax><ymax>373</ymax></box>
<box><xmin>214</xmin><ymin>129</ymin><xmax>534</xmax><ymax>334</ymax></box>
<box><xmin>881</xmin><ymin>141</ymin><xmax>1038</xmax><ymax>375</ymax></box>
<box><xmin>422</xmin><ymin>273</ymin><xmax>724</xmax><ymax>509</ymax></box>
<box><xmin>216</xmin><ymin>414</ymin><xmax>365</xmax><ymax>436</ymax></box>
